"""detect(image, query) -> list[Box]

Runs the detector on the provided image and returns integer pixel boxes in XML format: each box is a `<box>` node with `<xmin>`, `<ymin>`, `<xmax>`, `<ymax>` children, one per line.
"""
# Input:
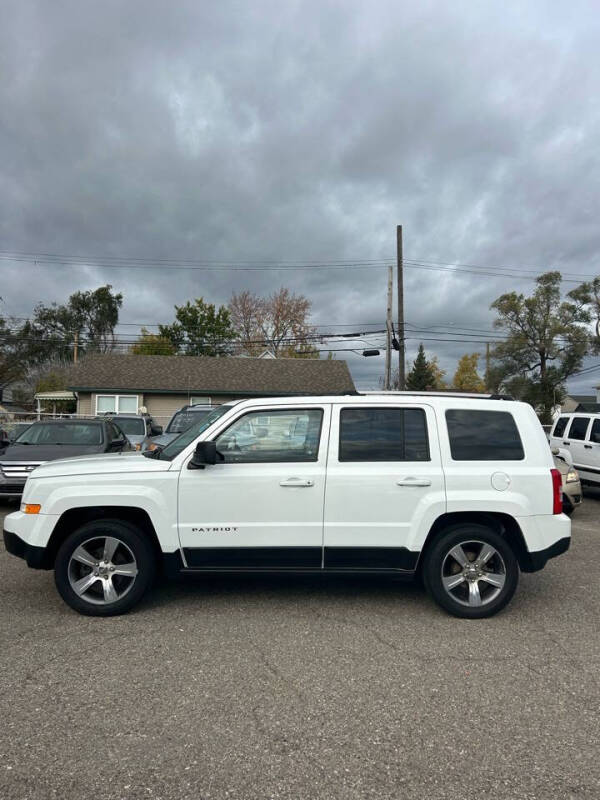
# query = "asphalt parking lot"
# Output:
<box><xmin>1</xmin><ymin>499</ymin><xmax>599</xmax><ymax>800</ymax></box>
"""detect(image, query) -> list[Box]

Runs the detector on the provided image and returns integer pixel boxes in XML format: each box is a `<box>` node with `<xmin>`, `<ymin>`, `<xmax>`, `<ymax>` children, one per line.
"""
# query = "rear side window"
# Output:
<box><xmin>339</xmin><ymin>407</ymin><xmax>429</xmax><ymax>462</ymax></box>
<box><xmin>590</xmin><ymin>419</ymin><xmax>600</xmax><ymax>443</ymax></box>
<box><xmin>552</xmin><ymin>417</ymin><xmax>569</xmax><ymax>437</ymax></box>
<box><xmin>446</xmin><ymin>409</ymin><xmax>524</xmax><ymax>461</ymax></box>
<box><xmin>567</xmin><ymin>417</ymin><xmax>590</xmax><ymax>441</ymax></box>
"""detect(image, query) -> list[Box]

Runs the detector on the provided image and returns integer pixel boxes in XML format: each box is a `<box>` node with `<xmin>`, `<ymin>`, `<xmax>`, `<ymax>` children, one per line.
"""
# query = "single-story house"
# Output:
<box><xmin>66</xmin><ymin>353</ymin><xmax>356</xmax><ymax>425</ymax></box>
<box><xmin>561</xmin><ymin>391</ymin><xmax>600</xmax><ymax>413</ymax></box>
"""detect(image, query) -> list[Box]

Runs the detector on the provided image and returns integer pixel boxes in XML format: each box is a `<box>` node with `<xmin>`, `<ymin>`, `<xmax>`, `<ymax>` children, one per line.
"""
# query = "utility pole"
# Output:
<box><xmin>73</xmin><ymin>331</ymin><xmax>79</xmax><ymax>364</ymax></box>
<box><xmin>396</xmin><ymin>225</ymin><xmax>405</xmax><ymax>389</ymax></box>
<box><xmin>485</xmin><ymin>341</ymin><xmax>490</xmax><ymax>389</ymax></box>
<box><xmin>384</xmin><ymin>265</ymin><xmax>394</xmax><ymax>390</ymax></box>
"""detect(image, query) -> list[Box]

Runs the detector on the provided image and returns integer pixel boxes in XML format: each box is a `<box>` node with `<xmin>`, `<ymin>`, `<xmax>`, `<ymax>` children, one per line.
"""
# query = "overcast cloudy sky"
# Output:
<box><xmin>1</xmin><ymin>0</ymin><xmax>600</xmax><ymax>391</ymax></box>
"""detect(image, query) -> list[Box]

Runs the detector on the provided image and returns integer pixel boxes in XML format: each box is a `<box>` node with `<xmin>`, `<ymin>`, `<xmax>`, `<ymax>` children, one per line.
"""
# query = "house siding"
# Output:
<box><xmin>77</xmin><ymin>391</ymin><xmax>241</xmax><ymax>424</ymax></box>
<box><xmin>77</xmin><ymin>392</ymin><xmax>93</xmax><ymax>417</ymax></box>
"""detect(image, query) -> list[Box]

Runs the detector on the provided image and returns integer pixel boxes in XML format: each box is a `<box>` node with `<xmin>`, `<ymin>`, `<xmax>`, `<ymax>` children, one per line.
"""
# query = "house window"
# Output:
<box><xmin>95</xmin><ymin>395</ymin><xmax>139</xmax><ymax>415</ymax></box>
<box><xmin>190</xmin><ymin>396</ymin><xmax>211</xmax><ymax>406</ymax></box>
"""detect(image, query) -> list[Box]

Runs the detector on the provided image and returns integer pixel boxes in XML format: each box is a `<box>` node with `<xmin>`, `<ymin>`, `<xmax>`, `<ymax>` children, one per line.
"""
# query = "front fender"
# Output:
<box><xmin>20</xmin><ymin>471</ymin><xmax>179</xmax><ymax>551</ymax></box>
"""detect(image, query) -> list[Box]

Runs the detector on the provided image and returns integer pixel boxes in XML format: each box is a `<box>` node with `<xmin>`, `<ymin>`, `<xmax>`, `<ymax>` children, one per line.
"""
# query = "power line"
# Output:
<box><xmin>1</xmin><ymin>249</ymin><xmax>598</xmax><ymax>282</ymax></box>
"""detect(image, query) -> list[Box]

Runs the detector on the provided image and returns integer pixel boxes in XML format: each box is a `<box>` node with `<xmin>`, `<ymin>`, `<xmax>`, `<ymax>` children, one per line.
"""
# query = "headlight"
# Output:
<box><xmin>566</xmin><ymin>470</ymin><xmax>579</xmax><ymax>483</ymax></box>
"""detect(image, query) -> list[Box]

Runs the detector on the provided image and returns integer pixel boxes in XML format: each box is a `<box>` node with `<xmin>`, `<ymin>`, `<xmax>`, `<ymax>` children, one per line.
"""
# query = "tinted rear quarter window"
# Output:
<box><xmin>567</xmin><ymin>417</ymin><xmax>590</xmax><ymax>441</ymax></box>
<box><xmin>446</xmin><ymin>409</ymin><xmax>524</xmax><ymax>461</ymax></box>
<box><xmin>552</xmin><ymin>417</ymin><xmax>569</xmax><ymax>437</ymax></box>
<box><xmin>590</xmin><ymin>419</ymin><xmax>600</xmax><ymax>443</ymax></box>
<box><xmin>339</xmin><ymin>407</ymin><xmax>429</xmax><ymax>462</ymax></box>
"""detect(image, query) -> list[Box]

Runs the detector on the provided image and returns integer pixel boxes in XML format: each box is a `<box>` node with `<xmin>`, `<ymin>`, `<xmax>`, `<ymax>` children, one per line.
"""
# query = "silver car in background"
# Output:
<box><xmin>109</xmin><ymin>414</ymin><xmax>162</xmax><ymax>451</ymax></box>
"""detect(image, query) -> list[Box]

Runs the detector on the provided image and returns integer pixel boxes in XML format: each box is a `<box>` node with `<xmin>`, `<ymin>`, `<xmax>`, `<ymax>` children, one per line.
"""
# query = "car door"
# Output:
<box><xmin>563</xmin><ymin>415</ymin><xmax>591</xmax><ymax>476</ymax></box>
<box><xmin>177</xmin><ymin>404</ymin><xmax>330</xmax><ymax>569</ymax></box>
<box><xmin>323</xmin><ymin>403</ymin><xmax>444</xmax><ymax>570</ymax></box>
<box><xmin>577</xmin><ymin>416</ymin><xmax>600</xmax><ymax>483</ymax></box>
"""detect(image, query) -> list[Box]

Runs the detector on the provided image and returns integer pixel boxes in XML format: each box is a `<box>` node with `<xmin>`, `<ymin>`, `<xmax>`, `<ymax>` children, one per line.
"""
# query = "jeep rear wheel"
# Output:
<box><xmin>423</xmin><ymin>524</ymin><xmax>519</xmax><ymax>619</ymax></box>
<box><xmin>54</xmin><ymin>520</ymin><xmax>156</xmax><ymax>616</ymax></box>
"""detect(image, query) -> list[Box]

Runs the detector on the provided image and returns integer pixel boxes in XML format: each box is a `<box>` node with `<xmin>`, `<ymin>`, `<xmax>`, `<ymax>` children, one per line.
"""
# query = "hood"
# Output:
<box><xmin>29</xmin><ymin>450</ymin><xmax>170</xmax><ymax>479</ymax></box>
<box><xmin>0</xmin><ymin>443</ymin><xmax>103</xmax><ymax>462</ymax></box>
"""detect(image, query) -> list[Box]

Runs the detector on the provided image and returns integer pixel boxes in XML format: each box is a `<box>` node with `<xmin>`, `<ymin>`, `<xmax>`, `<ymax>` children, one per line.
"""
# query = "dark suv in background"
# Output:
<box><xmin>0</xmin><ymin>418</ymin><xmax>132</xmax><ymax>499</ymax></box>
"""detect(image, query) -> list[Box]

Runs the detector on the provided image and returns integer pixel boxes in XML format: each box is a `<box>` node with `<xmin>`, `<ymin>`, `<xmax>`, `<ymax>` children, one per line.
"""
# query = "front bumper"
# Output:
<box><xmin>3</xmin><ymin>528</ymin><xmax>51</xmax><ymax>569</ymax></box>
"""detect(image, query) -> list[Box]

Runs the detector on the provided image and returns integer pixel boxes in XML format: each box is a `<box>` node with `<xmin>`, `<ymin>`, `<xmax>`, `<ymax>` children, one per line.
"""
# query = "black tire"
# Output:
<box><xmin>422</xmin><ymin>524</ymin><xmax>519</xmax><ymax>619</ymax></box>
<box><xmin>54</xmin><ymin>519</ymin><xmax>156</xmax><ymax>616</ymax></box>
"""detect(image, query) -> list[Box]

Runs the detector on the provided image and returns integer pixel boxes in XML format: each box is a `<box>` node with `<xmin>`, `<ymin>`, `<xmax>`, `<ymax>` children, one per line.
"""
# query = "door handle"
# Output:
<box><xmin>279</xmin><ymin>478</ymin><xmax>314</xmax><ymax>487</ymax></box>
<box><xmin>584</xmin><ymin>444</ymin><xmax>592</xmax><ymax>449</ymax></box>
<box><xmin>396</xmin><ymin>477</ymin><xmax>432</xmax><ymax>487</ymax></box>
<box><xmin>563</xmin><ymin>442</ymin><xmax>570</xmax><ymax>446</ymax></box>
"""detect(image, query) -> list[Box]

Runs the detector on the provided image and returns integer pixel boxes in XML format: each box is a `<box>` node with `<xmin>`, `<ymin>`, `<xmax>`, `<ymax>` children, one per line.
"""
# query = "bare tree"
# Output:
<box><xmin>228</xmin><ymin>290</ymin><xmax>265</xmax><ymax>356</ymax></box>
<box><xmin>229</xmin><ymin>287</ymin><xmax>318</xmax><ymax>358</ymax></box>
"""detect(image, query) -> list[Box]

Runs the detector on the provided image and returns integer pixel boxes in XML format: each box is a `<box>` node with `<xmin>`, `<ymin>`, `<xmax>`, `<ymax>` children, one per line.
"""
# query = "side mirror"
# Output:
<box><xmin>189</xmin><ymin>440</ymin><xmax>218</xmax><ymax>469</ymax></box>
<box><xmin>151</xmin><ymin>425</ymin><xmax>163</xmax><ymax>436</ymax></box>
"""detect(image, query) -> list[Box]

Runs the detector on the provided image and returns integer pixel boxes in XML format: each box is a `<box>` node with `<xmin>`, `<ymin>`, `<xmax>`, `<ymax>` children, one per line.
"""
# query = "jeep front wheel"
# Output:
<box><xmin>423</xmin><ymin>524</ymin><xmax>519</xmax><ymax>619</ymax></box>
<box><xmin>54</xmin><ymin>520</ymin><xmax>156</xmax><ymax>616</ymax></box>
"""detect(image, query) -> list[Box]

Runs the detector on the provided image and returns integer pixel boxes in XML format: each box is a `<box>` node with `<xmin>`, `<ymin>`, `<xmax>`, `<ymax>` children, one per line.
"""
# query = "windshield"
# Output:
<box><xmin>166</xmin><ymin>408</ymin><xmax>212</xmax><ymax>434</ymax></box>
<box><xmin>113</xmin><ymin>417</ymin><xmax>145</xmax><ymax>436</ymax></box>
<box><xmin>15</xmin><ymin>422</ymin><xmax>104</xmax><ymax>446</ymax></box>
<box><xmin>8</xmin><ymin>424</ymin><xmax>32</xmax><ymax>442</ymax></box>
<box><xmin>154</xmin><ymin>406</ymin><xmax>231</xmax><ymax>460</ymax></box>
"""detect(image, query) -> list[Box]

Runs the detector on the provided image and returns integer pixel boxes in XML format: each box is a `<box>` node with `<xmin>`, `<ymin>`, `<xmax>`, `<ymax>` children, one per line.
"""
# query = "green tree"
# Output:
<box><xmin>490</xmin><ymin>272</ymin><xmax>590</xmax><ymax>423</ymax></box>
<box><xmin>18</xmin><ymin>284</ymin><xmax>123</xmax><ymax>365</ymax></box>
<box><xmin>569</xmin><ymin>277</ymin><xmax>600</xmax><ymax>351</ymax></box>
<box><xmin>159</xmin><ymin>298</ymin><xmax>236</xmax><ymax>356</ymax></box>
<box><xmin>131</xmin><ymin>327</ymin><xmax>176</xmax><ymax>356</ymax></box>
<box><xmin>452</xmin><ymin>353</ymin><xmax>486</xmax><ymax>393</ymax></box>
<box><xmin>406</xmin><ymin>344</ymin><xmax>436</xmax><ymax>390</ymax></box>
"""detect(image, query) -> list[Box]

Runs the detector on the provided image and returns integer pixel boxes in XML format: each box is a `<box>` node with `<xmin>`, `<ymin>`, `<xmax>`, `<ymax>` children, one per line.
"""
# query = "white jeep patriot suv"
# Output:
<box><xmin>3</xmin><ymin>393</ymin><xmax>570</xmax><ymax>619</ymax></box>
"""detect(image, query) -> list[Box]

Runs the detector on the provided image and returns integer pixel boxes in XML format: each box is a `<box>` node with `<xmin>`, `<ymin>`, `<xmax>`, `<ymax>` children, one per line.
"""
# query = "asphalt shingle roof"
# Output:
<box><xmin>67</xmin><ymin>353</ymin><xmax>356</xmax><ymax>396</ymax></box>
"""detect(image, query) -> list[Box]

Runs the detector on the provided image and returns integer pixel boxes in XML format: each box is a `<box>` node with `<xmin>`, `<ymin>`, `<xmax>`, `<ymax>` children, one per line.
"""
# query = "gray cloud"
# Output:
<box><xmin>1</xmin><ymin>0</ymin><xmax>600</xmax><ymax>390</ymax></box>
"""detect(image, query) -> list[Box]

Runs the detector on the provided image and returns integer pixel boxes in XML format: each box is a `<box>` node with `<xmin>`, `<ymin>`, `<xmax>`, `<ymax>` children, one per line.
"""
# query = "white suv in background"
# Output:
<box><xmin>549</xmin><ymin>412</ymin><xmax>600</xmax><ymax>487</ymax></box>
<box><xmin>4</xmin><ymin>393</ymin><xmax>570</xmax><ymax>619</ymax></box>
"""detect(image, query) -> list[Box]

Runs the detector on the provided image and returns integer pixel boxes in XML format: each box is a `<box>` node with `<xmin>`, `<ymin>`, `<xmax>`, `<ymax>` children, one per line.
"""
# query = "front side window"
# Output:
<box><xmin>339</xmin><ymin>407</ymin><xmax>429</xmax><ymax>462</ymax></box>
<box><xmin>567</xmin><ymin>416</ymin><xmax>590</xmax><ymax>441</ymax></box>
<box><xmin>552</xmin><ymin>417</ymin><xmax>569</xmax><ymax>438</ymax></box>
<box><xmin>216</xmin><ymin>409</ymin><xmax>323</xmax><ymax>463</ymax></box>
<box><xmin>446</xmin><ymin>409</ymin><xmax>524</xmax><ymax>461</ymax></box>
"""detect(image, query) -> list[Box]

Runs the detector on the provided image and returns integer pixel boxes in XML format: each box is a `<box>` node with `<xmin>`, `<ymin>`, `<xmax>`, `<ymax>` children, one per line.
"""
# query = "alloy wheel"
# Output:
<box><xmin>67</xmin><ymin>536</ymin><xmax>138</xmax><ymax>605</ymax></box>
<box><xmin>441</xmin><ymin>539</ymin><xmax>507</xmax><ymax>608</ymax></box>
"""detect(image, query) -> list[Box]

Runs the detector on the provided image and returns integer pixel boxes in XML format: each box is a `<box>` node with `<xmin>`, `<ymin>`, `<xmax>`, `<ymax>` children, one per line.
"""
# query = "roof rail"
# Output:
<box><xmin>361</xmin><ymin>391</ymin><xmax>515</xmax><ymax>400</ymax></box>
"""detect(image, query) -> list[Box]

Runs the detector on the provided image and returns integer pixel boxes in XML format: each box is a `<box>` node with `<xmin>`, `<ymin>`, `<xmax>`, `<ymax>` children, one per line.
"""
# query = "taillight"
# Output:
<box><xmin>551</xmin><ymin>468</ymin><xmax>563</xmax><ymax>514</ymax></box>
